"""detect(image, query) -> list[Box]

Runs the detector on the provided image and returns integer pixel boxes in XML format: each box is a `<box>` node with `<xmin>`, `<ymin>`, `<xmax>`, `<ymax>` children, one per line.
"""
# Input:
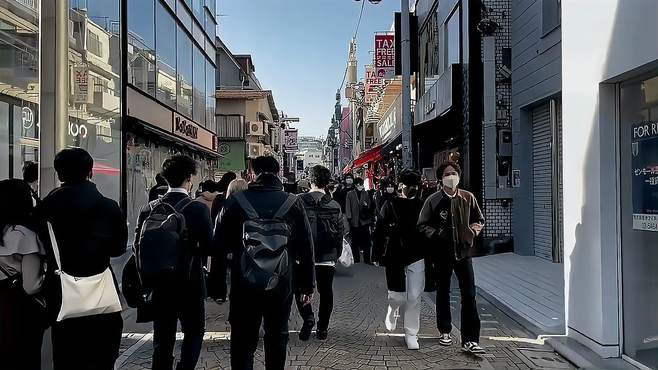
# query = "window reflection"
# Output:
<box><xmin>206</xmin><ymin>59</ymin><xmax>215</xmax><ymax>129</ymax></box>
<box><xmin>193</xmin><ymin>46</ymin><xmax>206</xmax><ymax>125</ymax></box>
<box><xmin>177</xmin><ymin>25</ymin><xmax>193</xmax><ymax>118</ymax></box>
<box><xmin>156</xmin><ymin>1</ymin><xmax>177</xmax><ymax>109</ymax></box>
<box><xmin>128</xmin><ymin>0</ymin><xmax>156</xmax><ymax>96</ymax></box>
<box><xmin>445</xmin><ymin>6</ymin><xmax>461</xmax><ymax>70</ymax></box>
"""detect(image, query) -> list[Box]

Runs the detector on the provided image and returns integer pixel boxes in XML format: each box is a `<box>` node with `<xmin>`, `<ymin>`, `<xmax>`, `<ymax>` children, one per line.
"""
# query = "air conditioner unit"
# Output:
<box><xmin>247</xmin><ymin>121</ymin><xmax>265</xmax><ymax>136</ymax></box>
<box><xmin>247</xmin><ymin>143</ymin><xmax>265</xmax><ymax>158</ymax></box>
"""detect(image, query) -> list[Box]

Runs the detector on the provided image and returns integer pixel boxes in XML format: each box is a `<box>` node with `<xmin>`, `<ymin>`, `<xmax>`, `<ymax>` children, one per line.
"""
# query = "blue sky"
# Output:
<box><xmin>218</xmin><ymin>0</ymin><xmax>401</xmax><ymax>138</ymax></box>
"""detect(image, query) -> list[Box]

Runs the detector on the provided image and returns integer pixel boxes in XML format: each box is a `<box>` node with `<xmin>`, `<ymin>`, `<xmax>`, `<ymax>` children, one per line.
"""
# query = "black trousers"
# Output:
<box><xmin>0</xmin><ymin>284</ymin><xmax>47</xmax><ymax>370</ymax></box>
<box><xmin>295</xmin><ymin>265</ymin><xmax>335</xmax><ymax>331</ymax></box>
<box><xmin>350</xmin><ymin>226</ymin><xmax>372</xmax><ymax>264</ymax></box>
<box><xmin>152</xmin><ymin>282</ymin><xmax>206</xmax><ymax>370</ymax></box>
<box><xmin>230</xmin><ymin>288</ymin><xmax>293</xmax><ymax>370</ymax></box>
<box><xmin>52</xmin><ymin>312</ymin><xmax>123</xmax><ymax>370</ymax></box>
<box><xmin>436</xmin><ymin>256</ymin><xmax>481</xmax><ymax>343</ymax></box>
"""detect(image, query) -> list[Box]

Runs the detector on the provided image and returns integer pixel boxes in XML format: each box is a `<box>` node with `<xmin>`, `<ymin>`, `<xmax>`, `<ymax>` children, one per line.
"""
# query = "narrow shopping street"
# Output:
<box><xmin>116</xmin><ymin>264</ymin><xmax>572</xmax><ymax>369</ymax></box>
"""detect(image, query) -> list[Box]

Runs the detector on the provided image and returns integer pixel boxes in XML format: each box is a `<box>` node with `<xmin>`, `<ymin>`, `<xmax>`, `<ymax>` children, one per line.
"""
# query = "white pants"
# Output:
<box><xmin>387</xmin><ymin>259</ymin><xmax>425</xmax><ymax>337</ymax></box>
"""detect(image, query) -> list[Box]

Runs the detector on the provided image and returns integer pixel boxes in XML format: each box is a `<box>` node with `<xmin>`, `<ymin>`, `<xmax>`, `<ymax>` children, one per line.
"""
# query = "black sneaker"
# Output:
<box><xmin>316</xmin><ymin>329</ymin><xmax>328</xmax><ymax>340</ymax></box>
<box><xmin>438</xmin><ymin>333</ymin><xmax>453</xmax><ymax>346</ymax></box>
<box><xmin>299</xmin><ymin>323</ymin><xmax>313</xmax><ymax>341</ymax></box>
<box><xmin>462</xmin><ymin>341</ymin><xmax>485</xmax><ymax>354</ymax></box>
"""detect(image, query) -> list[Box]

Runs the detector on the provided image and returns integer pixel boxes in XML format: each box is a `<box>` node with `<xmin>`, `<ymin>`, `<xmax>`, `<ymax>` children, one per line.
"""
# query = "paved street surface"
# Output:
<box><xmin>117</xmin><ymin>264</ymin><xmax>573</xmax><ymax>369</ymax></box>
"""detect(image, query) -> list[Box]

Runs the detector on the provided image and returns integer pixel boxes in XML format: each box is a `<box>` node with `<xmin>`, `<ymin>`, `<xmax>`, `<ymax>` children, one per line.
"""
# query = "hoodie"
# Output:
<box><xmin>197</xmin><ymin>191</ymin><xmax>219</xmax><ymax>215</ymax></box>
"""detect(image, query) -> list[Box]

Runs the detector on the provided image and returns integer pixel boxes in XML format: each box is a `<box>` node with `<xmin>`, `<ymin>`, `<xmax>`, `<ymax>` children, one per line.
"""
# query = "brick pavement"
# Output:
<box><xmin>117</xmin><ymin>264</ymin><xmax>572</xmax><ymax>369</ymax></box>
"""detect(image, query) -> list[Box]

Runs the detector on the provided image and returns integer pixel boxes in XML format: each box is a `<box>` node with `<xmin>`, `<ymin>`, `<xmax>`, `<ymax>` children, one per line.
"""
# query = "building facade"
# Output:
<box><xmin>562</xmin><ymin>1</ymin><xmax>658</xmax><ymax>367</ymax></box>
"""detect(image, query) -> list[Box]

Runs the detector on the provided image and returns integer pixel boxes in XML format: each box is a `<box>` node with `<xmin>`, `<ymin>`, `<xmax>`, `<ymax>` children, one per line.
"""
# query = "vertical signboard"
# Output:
<box><xmin>73</xmin><ymin>66</ymin><xmax>90</xmax><ymax>103</ymax></box>
<box><xmin>365</xmin><ymin>65</ymin><xmax>383</xmax><ymax>104</ymax></box>
<box><xmin>631</xmin><ymin>121</ymin><xmax>658</xmax><ymax>231</ymax></box>
<box><xmin>375</xmin><ymin>34</ymin><xmax>395</xmax><ymax>79</ymax></box>
<box><xmin>284</xmin><ymin>129</ymin><xmax>299</xmax><ymax>153</ymax></box>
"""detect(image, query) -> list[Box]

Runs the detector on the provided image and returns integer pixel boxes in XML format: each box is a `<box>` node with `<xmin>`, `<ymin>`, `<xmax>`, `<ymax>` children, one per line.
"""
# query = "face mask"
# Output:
<box><xmin>345</xmin><ymin>179</ymin><xmax>353</xmax><ymax>185</ymax></box>
<box><xmin>356</xmin><ymin>185</ymin><xmax>364</xmax><ymax>191</ymax></box>
<box><xmin>386</xmin><ymin>187</ymin><xmax>395</xmax><ymax>194</ymax></box>
<box><xmin>442</xmin><ymin>175</ymin><xmax>460</xmax><ymax>190</ymax></box>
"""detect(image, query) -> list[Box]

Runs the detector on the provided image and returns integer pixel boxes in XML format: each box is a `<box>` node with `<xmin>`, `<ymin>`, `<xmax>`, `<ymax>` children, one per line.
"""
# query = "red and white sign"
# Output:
<box><xmin>374</xmin><ymin>34</ymin><xmax>395</xmax><ymax>79</ymax></box>
<box><xmin>365</xmin><ymin>65</ymin><xmax>383</xmax><ymax>104</ymax></box>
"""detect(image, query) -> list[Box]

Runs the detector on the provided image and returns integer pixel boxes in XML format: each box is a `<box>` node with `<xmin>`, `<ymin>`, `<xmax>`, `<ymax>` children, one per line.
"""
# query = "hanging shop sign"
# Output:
<box><xmin>631</xmin><ymin>121</ymin><xmax>658</xmax><ymax>231</ymax></box>
<box><xmin>374</xmin><ymin>34</ymin><xmax>395</xmax><ymax>80</ymax></box>
<box><xmin>73</xmin><ymin>66</ymin><xmax>90</xmax><ymax>103</ymax></box>
<box><xmin>217</xmin><ymin>141</ymin><xmax>246</xmax><ymax>171</ymax></box>
<box><xmin>365</xmin><ymin>65</ymin><xmax>383</xmax><ymax>104</ymax></box>
<box><xmin>284</xmin><ymin>129</ymin><xmax>299</xmax><ymax>153</ymax></box>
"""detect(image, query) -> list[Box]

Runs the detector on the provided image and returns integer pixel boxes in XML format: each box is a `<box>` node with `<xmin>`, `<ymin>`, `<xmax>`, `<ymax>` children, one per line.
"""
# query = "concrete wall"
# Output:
<box><xmin>562</xmin><ymin>0</ymin><xmax>658</xmax><ymax>358</ymax></box>
<box><xmin>511</xmin><ymin>0</ymin><xmax>561</xmax><ymax>255</ymax></box>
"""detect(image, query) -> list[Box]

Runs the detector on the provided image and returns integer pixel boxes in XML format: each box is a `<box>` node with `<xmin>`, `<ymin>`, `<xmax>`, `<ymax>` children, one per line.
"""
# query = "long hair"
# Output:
<box><xmin>226</xmin><ymin>179</ymin><xmax>248</xmax><ymax>199</ymax></box>
<box><xmin>0</xmin><ymin>179</ymin><xmax>35</xmax><ymax>244</ymax></box>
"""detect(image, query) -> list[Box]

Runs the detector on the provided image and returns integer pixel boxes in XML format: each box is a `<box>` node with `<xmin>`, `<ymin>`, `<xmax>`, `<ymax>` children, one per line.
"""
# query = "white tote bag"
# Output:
<box><xmin>48</xmin><ymin>222</ymin><xmax>122</xmax><ymax>321</ymax></box>
<box><xmin>338</xmin><ymin>238</ymin><xmax>354</xmax><ymax>268</ymax></box>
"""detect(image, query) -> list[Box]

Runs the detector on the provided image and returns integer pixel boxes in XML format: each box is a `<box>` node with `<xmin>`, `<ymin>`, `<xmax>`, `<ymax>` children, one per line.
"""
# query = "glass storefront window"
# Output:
<box><xmin>156</xmin><ymin>1</ymin><xmax>177</xmax><ymax>109</ymax></box>
<box><xmin>206</xmin><ymin>59</ymin><xmax>216</xmax><ymax>130</ymax></box>
<box><xmin>128</xmin><ymin>0</ymin><xmax>156</xmax><ymax>96</ymax></box>
<box><xmin>67</xmin><ymin>0</ymin><xmax>122</xmax><ymax>202</ymax></box>
<box><xmin>620</xmin><ymin>72</ymin><xmax>658</xmax><ymax>369</ymax></box>
<box><xmin>0</xmin><ymin>3</ymin><xmax>39</xmax><ymax>182</ymax></box>
<box><xmin>177</xmin><ymin>25</ymin><xmax>193</xmax><ymax>118</ymax></box>
<box><xmin>177</xmin><ymin>0</ymin><xmax>193</xmax><ymax>32</ymax></box>
<box><xmin>445</xmin><ymin>5</ymin><xmax>460</xmax><ymax>71</ymax></box>
<box><xmin>193</xmin><ymin>47</ymin><xmax>206</xmax><ymax>125</ymax></box>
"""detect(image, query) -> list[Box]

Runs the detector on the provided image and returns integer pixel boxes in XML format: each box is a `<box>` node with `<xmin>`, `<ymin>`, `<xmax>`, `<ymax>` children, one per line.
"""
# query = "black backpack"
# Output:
<box><xmin>137</xmin><ymin>198</ymin><xmax>192</xmax><ymax>286</ymax></box>
<box><xmin>303</xmin><ymin>195</ymin><xmax>341</xmax><ymax>261</ymax></box>
<box><xmin>233</xmin><ymin>192</ymin><xmax>298</xmax><ymax>291</ymax></box>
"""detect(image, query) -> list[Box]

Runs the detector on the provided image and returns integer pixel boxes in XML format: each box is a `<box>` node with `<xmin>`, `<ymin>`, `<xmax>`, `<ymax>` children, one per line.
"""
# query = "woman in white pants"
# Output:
<box><xmin>378</xmin><ymin>170</ymin><xmax>427</xmax><ymax>350</ymax></box>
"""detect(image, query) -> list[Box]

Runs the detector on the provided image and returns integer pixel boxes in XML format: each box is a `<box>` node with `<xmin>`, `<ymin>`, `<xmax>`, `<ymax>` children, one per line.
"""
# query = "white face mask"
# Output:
<box><xmin>442</xmin><ymin>175</ymin><xmax>460</xmax><ymax>190</ymax></box>
<box><xmin>356</xmin><ymin>185</ymin><xmax>364</xmax><ymax>191</ymax></box>
<box><xmin>345</xmin><ymin>179</ymin><xmax>353</xmax><ymax>185</ymax></box>
<box><xmin>386</xmin><ymin>187</ymin><xmax>395</xmax><ymax>194</ymax></box>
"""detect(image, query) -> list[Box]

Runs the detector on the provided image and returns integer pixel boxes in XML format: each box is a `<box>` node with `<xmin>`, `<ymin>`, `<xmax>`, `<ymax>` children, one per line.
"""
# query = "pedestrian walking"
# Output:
<box><xmin>0</xmin><ymin>179</ymin><xmax>47</xmax><ymax>370</ymax></box>
<box><xmin>296</xmin><ymin>165</ymin><xmax>345</xmax><ymax>342</ymax></box>
<box><xmin>378</xmin><ymin>170</ymin><xmax>427</xmax><ymax>350</ymax></box>
<box><xmin>148</xmin><ymin>173</ymin><xmax>169</xmax><ymax>202</ymax></box>
<box><xmin>297</xmin><ymin>179</ymin><xmax>310</xmax><ymax>194</ymax></box>
<box><xmin>134</xmin><ymin>155</ymin><xmax>213</xmax><ymax>370</ymax></box>
<box><xmin>417</xmin><ymin>161</ymin><xmax>486</xmax><ymax>354</ymax></box>
<box><xmin>37</xmin><ymin>148</ymin><xmax>128</xmax><ymax>370</ymax></box>
<box><xmin>196</xmin><ymin>179</ymin><xmax>219</xmax><ymax>214</ymax></box>
<box><xmin>210</xmin><ymin>172</ymin><xmax>237</xmax><ymax>221</ymax></box>
<box><xmin>214</xmin><ymin>156</ymin><xmax>315</xmax><ymax>370</ymax></box>
<box><xmin>372</xmin><ymin>179</ymin><xmax>397</xmax><ymax>264</ymax></box>
<box><xmin>345</xmin><ymin>177</ymin><xmax>374</xmax><ymax>264</ymax></box>
<box><xmin>22</xmin><ymin>161</ymin><xmax>39</xmax><ymax>205</ymax></box>
<box><xmin>333</xmin><ymin>173</ymin><xmax>354</xmax><ymax>212</ymax></box>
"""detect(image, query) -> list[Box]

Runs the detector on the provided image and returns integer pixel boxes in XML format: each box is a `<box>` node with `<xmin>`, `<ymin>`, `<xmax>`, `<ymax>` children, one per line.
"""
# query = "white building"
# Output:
<box><xmin>294</xmin><ymin>148</ymin><xmax>323</xmax><ymax>179</ymax></box>
<box><xmin>562</xmin><ymin>1</ymin><xmax>658</xmax><ymax>368</ymax></box>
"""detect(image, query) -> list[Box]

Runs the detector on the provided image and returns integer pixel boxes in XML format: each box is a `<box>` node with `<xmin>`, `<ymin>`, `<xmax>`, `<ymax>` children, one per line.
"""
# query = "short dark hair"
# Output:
<box><xmin>353</xmin><ymin>177</ymin><xmax>364</xmax><ymax>186</ymax></box>
<box><xmin>155</xmin><ymin>173</ymin><xmax>167</xmax><ymax>186</ymax></box>
<box><xmin>22</xmin><ymin>161</ymin><xmax>38</xmax><ymax>183</ymax></box>
<box><xmin>398</xmin><ymin>170</ymin><xmax>421</xmax><ymax>186</ymax></box>
<box><xmin>217</xmin><ymin>171</ymin><xmax>237</xmax><ymax>192</ymax></box>
<box><xmin>0</xmin><ymin>179</ymin><xmax>34</xmax><ymax>232</ymax></box>
<box><xmin>200</xmin><ymin>180</ymin><xmax>217</xmax><ymax>193</ymax></box>
<box><xmin>344</xmin><ymin>173</ymin><xmax>354</xmax><ymax>180</ymax></box>
<box><xmin>54</xmin><ymin>148</ymin><xmax>93</xmax><ymax>184</ymax></box>
<box><xmin>161</xmin><ymin>155</ymin><xmax>197</xmax><ymax>188</ymax></box>
<box><xmin>253</xmin><ymin>156</ymin><xmax>279</xmax><ymax>175</ymax></box>
<box><xmin>309</xmin><ymin>165</ymin><xmax>332</xmax><ymax>189</ymax></box>
<box><xmin>436</xmin><ymin>161</ymin><xmax>462</xmax><ymax>179</ymax></box>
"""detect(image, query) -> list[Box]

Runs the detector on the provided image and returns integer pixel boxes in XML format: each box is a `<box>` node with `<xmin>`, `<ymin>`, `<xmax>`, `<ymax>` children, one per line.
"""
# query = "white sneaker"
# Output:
<box><xmin>462</xmin><ymin>341</ymin><xmax>485</xmax><ymax>354</ymax></box>
<box><xmin>438</xmin><ymin>333</ymin><xmax>453</xmax><ymax>346</ymax></box>
<box><xmin>384</xmin><ymin>306</ymin><xmax>398</xmax><ymax>331</ymax></box>
<box><xmin>405</xmin><ymin>335</ymin><xmax>420</xmax><ymax>350</ymax></box>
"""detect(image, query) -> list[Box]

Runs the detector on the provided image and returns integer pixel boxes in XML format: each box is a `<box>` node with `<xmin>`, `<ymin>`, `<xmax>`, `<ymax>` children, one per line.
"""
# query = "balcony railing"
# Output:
<box><xmin>414</xmin><ymin>64</ymin><xmax>462</xmax><ymax>126</ymax></box>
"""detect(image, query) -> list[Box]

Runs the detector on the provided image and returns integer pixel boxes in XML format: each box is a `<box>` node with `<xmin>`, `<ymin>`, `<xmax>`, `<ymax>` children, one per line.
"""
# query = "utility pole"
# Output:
<box><xmin>400</xmin><ymin>0</ymin><xmax>413</xmax><ymax>169</ymax></box>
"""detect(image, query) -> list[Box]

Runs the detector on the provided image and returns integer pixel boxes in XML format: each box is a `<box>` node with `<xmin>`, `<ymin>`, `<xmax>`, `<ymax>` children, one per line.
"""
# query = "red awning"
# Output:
<box><xmin>92</xmin><ymin>162</ymin><xmax>120</xmax><ymax>176</ymax></box>
<box><xmin>352</xmin><ymin>144</ymin><xmax>384</xmax><ymax>170</ymax></box>
<box><xmin>342</xmin><ymin>163</ymin><xmax>353</xmax><ymax>174</ymax></box>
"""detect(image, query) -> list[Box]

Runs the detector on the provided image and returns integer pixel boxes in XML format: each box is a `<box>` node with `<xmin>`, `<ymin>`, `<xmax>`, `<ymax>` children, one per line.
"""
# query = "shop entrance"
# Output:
<box><xmin>619</xmin><ymin>73</ymin><xmax>658</xmax><ymax>369</ymax></box>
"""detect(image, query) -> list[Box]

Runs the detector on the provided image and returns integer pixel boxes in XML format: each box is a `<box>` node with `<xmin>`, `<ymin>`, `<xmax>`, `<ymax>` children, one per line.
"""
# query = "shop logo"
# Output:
<box><xmin>22</xmin><ymin>107</ymin><xmax>34</xmax><ymax>129</ymax></box>
<box><xmin>174</xmin><ymin>116</ymin><xmax>198</xmax><ymax>140</ymax></box>
<box><xmin>68</xmin><ymin>122</ymin><xmax>88</xmax><ymax>139</ymax></box>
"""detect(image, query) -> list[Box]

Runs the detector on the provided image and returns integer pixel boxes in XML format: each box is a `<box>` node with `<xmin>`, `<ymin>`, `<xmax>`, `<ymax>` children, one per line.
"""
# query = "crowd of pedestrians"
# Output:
<box><xmin>0</xmin><ymin>148</ymin><xmax>486</xmax><ymax>370</ymax></box>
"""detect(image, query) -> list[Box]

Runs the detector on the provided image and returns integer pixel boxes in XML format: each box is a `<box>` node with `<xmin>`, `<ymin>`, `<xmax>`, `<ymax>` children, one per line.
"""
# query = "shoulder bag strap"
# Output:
<box><xmin>0</xmin><ymin>262</ymin><xmax>18</xmax><ymax>280</ymax></box>
<box><xmin>47</xmin><ymin>222</ymin><xmax>62</xmax><ymax>270</ymax></box>
<box><xmin>273</xmin><ymin>194</ymin><xmax>298</xmax><ymax>219</ymax></box>
<box><xmin>233</xmin><ymin>192</ymin><xmax>260</xmax><ymax>220</ymax></box>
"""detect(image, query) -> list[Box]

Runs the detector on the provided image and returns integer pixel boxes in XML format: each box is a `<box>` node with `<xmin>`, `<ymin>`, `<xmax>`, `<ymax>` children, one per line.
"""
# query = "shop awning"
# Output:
<box><xmin>342</xmin><ymin>163</ymin><xmax>353</xmax><ymax>174</ymax></box>
<box><xmin>352</xmin><ymin>143</ymin><xmax>384</xmax><ymax>170</ymax></box>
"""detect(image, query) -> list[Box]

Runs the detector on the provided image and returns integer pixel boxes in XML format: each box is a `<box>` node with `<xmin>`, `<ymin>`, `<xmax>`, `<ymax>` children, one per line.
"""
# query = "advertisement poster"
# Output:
<box><xmin>365</xmin><ymin>65</ymin><xmax>383</xmax><ymax>104</ymax></box>
<box><xmin>284</xmin><ymin>129</ymin><xmax>298</xmax><ymax>153</ymax></box>
<box><xmin>632</xmin><ymin>121</ymin><xmax>658</xmax><ymax>231</ymax></box>
<box><xmin>374</xmin><ymin>34</ymin><xmax>395</xmax><ymax>79</ymax></box>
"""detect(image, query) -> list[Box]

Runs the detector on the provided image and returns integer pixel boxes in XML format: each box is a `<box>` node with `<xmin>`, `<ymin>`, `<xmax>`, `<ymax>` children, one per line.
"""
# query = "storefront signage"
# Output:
<box><xmin>171</xmin><ymin>112</ymin><xmax>217</xmax><ymax>153</ymax></box>
<box><xmin>217</xmin><ymin>141</ymin><xmax>246</xmax><ymax>171</ymax></box>
<box><xmin>22</xmin><ymin>107</ymin><xmax>34</xmax><ymax>129</ymax></box>
<box><xmin>631</xmin><ymin>121</ymin><xmax>658</xmax><ymax>232</ymax></box>
<box><xmin>68</xmin><ymin>122</ymin><xmax>88</xmax><ymax>139</ymax></box>
<box><xmin>73</xmin><ymin>66</ymin><xmax>89</xmax><ymax>103</ymax></box>
<box><xmin>374</xmin><ymin>34</ymin><xmax>395</xmax><ymax>79</ymax></box>
<box><xmin>284</xmin><ymin>129</ymin><xmax>298</xmax><ymax>153</ymax></box>
<box><xmin>365</xmin><ymin>65</ymin><xmax>383</xmax><ymax>104</ymax></box>
<box><xmin>377</xmin><ymin>95</ymin><xmax>402</xmax><ymax>143</ymax></box>
<box><xmin>173</xmin><ymin>115</ymin><xmax>199</xmax><ymax>140</ymax></box>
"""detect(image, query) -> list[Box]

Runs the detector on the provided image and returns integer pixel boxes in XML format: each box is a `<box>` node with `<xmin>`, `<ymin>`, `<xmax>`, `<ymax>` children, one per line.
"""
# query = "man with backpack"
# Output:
<box><xmin>214</xmin><ymin>156</ymin><xmax>315</xmax><ymax>370</ymax></box>
<box><xmin>296</xmin><ymin>165</ymin><xmax>345</xmax><ymax>341</ymax></box>
<box><xmin>134</xmin><ymin>155</ymin><xmax>213</xmax><ymax>370</ymax></box>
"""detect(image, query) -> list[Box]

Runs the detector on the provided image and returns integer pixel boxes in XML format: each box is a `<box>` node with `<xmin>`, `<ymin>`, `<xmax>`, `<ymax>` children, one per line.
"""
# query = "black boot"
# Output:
<box><xmin>299</xmin><ymin>321</ymin><xmax>313</xmax><ymax>341</ymax></box>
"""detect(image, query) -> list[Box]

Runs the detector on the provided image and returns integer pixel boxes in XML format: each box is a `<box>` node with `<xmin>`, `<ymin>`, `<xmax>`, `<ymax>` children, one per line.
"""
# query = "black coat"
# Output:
<box><xmin>214</xmin><ymin>174</ymin><xmax>316</xmax><ymax>297</ymax></box>
<box><xmin>298</xmin><ymin>191</ymin><xmax>345</xmax><ymax>263</ymax></box>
